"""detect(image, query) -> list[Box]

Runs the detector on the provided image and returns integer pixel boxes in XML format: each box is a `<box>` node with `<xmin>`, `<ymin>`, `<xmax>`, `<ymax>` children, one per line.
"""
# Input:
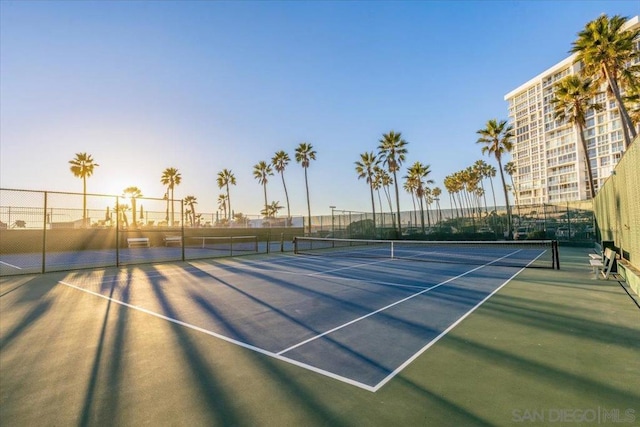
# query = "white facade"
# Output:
<box><xmin>504</xmin><ymin>16</ymin><xmax>639</xmax><ymax>205</ymax></box>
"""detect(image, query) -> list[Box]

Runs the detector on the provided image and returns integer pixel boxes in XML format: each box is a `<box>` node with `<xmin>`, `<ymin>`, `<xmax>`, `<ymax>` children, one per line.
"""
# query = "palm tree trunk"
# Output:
<box><xmin>82</xmin><ymin>176</ymin><xmax>87</xmax><ymax>224</ymax></box>
<box><xmin>410</xmin><ymin>192</ymin><xmax>417</xmax><ymax>227</ymax></box>
<box><xmin>263</xmin><ymin>183</ymin><xmax>268</xmax><ymax>219</ymax></box>
<box><xmin>304</xmin><ymin>168</ymin><xmax>311</xmax><ymax>234</ymax></box>
<box><xmin>281</xmin><ymin>172</ymin><xmax>291</xmax><ymax>224</ymax></box>
<box><xmin>497</xmin><ymin>158</ymin><xmax>512</xmax><ymax>239</ymax></box>
<box><xmin>369</xmin><ymin>184</ymin><xmax>377</xmax><ymax>233</ymax></box>
<box><xmin>170</xmin><ymin>187</ymin><xmax>175</xmax><ymax>226</ymax></box>
<box><xmin>383</xmin><ymin>185</ymin><xmax>395</xmax><ymax>230</ymax></box>
<box><xmin>226</xmin><ymin>184</ymin><xmax>232</xmax><ymax>222</ymax></box>
<box><xmin>418</xmin><ymin>196</ymin><xmax>425</xmax><ymax>232</ymax></box>
<box><xmin>489</xmin><ymin>178</ymin><xmax>497</xmax><ymax>214</ymax></box>
<box><xmin>392</xmin><ymin>171</ymin><xmax>402</xmax><ymax>237</ymax></box>
<box><xmin>577</xmin><ymin>125</ymin><xmax>596</xmax><ymax>198</ymax></box>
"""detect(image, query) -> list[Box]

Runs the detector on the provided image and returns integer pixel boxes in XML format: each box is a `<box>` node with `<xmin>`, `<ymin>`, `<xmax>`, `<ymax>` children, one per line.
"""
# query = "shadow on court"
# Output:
<box><xmin>1</xmin><ymin>247</ymin><xmax>638</xmax><ymax>425</ymax></box>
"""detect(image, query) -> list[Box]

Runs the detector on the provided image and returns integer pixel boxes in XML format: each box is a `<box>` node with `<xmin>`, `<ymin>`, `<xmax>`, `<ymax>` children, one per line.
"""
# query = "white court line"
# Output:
<box><xmin>0</xmin><ymin>260</ymin><xmax>23</xmax><ymax>270</ymax></box>
<box><xmin>58</xmin><ymin>248</ymin><xmax>543</xmax><ymax>393</ymax></box>
<box><xmin>57</xmin><ymin>278</ymin><xmax>378</xmax><ymax>392</ymax></box>
<box><xmin>371</xmin><ymin>249</ymin><xmax>547</xmax><ymax>392</ymax></box>
<box><xmin>276</xmin><ymin>249</ymin><xmax>522</xmax><ymax>356</ymax></box>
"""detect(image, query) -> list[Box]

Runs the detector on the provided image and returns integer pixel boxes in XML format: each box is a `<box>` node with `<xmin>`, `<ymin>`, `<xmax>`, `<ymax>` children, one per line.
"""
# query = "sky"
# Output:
<box><xmin>1</xmin><ymin>0</ymin><xmax>639</xmax><ymax>217</ymax></box>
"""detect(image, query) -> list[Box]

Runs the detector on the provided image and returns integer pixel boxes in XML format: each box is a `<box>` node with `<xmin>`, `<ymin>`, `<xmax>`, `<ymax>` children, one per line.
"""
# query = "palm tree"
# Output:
<box><xmin>69</xmin><ymin>152</ymin><xmax>99</xmax><ymax>225</ymax></box>
<box><xmin>476</xmin><ymin>119</ymin><xmax>514</xmax><ymax>238</ymax></box>
<box><xmin>355</xmin><ymin>151</ymin><xmax>380</xmax><ymax>232</ymax></box>
<box><xmin>571</xmin><ymin>14</ymin><xmax>640</xmax><ymax>148</ymax></box>
<box><xmin>253</xmin><ymin>161</ymin><xmax>274</xmax><ymax>220</ymax></box>
<box><xmin>485</xmin><ymin>164</ymin><xmax>498</xmax><ymax>214</ymax></box>
<box><xmin>432</xmin><ymin>186</ymin><xmax>443</xmax><ymax>225</ymax></box>
<box><xmin>160</xmin><ymin>167</ymin><xmax>181</xmax><ymax>226</ymax></box>
<box><xmin>262</xmin><ymin>201</ymin><xmax>284</xmax><ymax>219</ymax></box>
<box><xmin>403</xmin><ymin>177</ymin><xmax>419</xmax><ymax>228</ymax></box>
<box><xmin>376</xmin><ymin>166</ymin><xmax>395</xmax><ymax>230</ymax></box>
<box><xmin>406</xmin><ymin>161</ymin><xmax>433</xmax><ymax>233</ymax></box>
<box><xmin>183</xmin><ymin>195</ymin><xmax>198</xmax><ymax>227</ymax></box>
<box><xmin>115</xmin><ymin>202</ymin><xmax>130</xmax><ymax>229</ymax></box>
<box><xmin>122</xmin><ymin>187</ymin><xmax>142</xmax><ymax>228</ymax></box>
<box><xmin>217</xmin><ymin>194</ymin><xmax>228</xmax><ymax>224</ymax></box>
<box><xmin>551</xmin><ymin>75</ymin><xmax>603</xmax><ymax>199</ymax></box>
<box><xmin>216</xmin><ymin>169</ymin><xmax>236</xmax><ymax>222</ymax></box>
<box><xmin>473</xmin><ymin>160</ymin><xmax>490</xmax><ymax>216</ymax></box>
<box><xmin>444</xmin><ymin>175</ymin><xmax>460</xmax><ymax>223</ymax></box>
<box><xmin>504</xmin><ymin>161</ymin><xmax>521</xmax><ymax>219</ymax></box>
<box><xmin>378</xmin><ymin>131</ymin><xmax>408</xmax><ymax>237</ymax></box>
<box><xmin>295</xmin><ymin>142</ymin><xmax>316</xmax><ymax>235</ymax></box>
<box><xmin>272</xmin><ymin>151</ymin><xmax>292</xmax><ymax>224</ymax></box>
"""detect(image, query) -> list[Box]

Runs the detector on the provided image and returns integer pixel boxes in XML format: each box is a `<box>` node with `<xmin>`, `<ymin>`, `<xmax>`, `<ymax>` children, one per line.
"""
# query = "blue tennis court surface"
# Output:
<box><xmin>0</xmin><ymin>241</ymin><xmax>292</xmax><ymax>275</ymax></box>
<box><xmin>54</xmin><ymin>247</ymin><xmax>546</xmax><ymax>391</ymax></box>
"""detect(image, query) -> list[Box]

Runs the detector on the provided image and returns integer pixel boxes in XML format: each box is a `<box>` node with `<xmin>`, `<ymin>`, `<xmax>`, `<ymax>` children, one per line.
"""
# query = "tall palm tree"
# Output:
<box><xmin>69</xmin><ymin>152</ymin><xmax>99</xmax><ymax>225</ymax></box>
<box><xmin>551</xmin><ymin>75</ymin><xmax>603</xmax><ymax>199</ymax></box>
<box><xmin>160</xmin><ymin>167</ymin><xmax>181</xmax><ymax>226</ymax></box>
<box><xmin>571</xmin><ymin>14</ymin><xmax>640</xmax><ymax>147</ymax></box>
<box><xmin>378</xmin><ymin>131</ymin><xmax>408</xmax><ymax>237</ymax></box>
<box><xmin>183</xmin><ymin>195</ymin><xmax>198</xmax><ymax>227</ymax></box>
<box><xmin>272</xmin><ymin>150</ymin><xmax>292</xmax><ymax>224</ymax></box>
<box><xmin>253</xmin><ymin>161</ymin><xmax>274</xmax><ymax>220</ymax></box>
<box><xmin>476</xmin><ymin>119</ymin><xmax>514</xmax><ymax>238</ymax></box>
<box><xmin>355</xmin><ymin>151</ymin><xmax>380</xmax><ymax>232</ymax></box>
<box><xmin>295</xmin><ymin>142</ymin><xmax>316</xmax><ymax>235</ymax></box>
<box><xmin>216</xmin><ymin>169</ymin><xmax>236</xmax><ymax>222</ymax></box>
<box><xmin>406</xmin><ymin>161</ymin><xmax>433</xmax><ymax>233</ymax></box>
<box><xmin>122</xmin><ymin>187</ymin><xmax>142</xmax><ymax>228</ymax></box>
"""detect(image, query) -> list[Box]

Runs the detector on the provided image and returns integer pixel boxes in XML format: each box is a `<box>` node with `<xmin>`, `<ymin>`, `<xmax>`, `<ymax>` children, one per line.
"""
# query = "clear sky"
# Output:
<box><xmin>1</xmin><ymin>1</ymin><xmax>638</xmax><ymax>217</ymax></box>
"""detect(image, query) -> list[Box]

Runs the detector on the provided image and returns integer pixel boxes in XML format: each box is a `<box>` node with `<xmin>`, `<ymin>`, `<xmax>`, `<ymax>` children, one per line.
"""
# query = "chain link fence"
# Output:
<box><xmin>0</xmin><ymin>189</ymin><xmax>304</xmax><ymax>276</ymax></box>
<box><xmin>593</xmin><ymin>138</ymin><xmax>639</xmax><ymax>270</ymax></box>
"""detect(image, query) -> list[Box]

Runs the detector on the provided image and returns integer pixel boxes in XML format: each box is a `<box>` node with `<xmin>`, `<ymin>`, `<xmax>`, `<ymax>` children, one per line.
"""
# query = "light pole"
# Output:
<box><xmin>330</xmin><ymin>206</ymin><xmax>336</xmax><ymax>235</ymax></box>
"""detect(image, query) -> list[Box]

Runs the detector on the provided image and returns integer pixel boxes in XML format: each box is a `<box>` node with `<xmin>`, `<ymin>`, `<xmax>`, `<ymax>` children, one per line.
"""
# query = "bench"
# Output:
<box><xmin>127</xmin><ymin>237</ymin><xmax>150</xmax><ymax>248</ymax></box>
<box><xmin>164</xmin><ymin>236</ymin><xmax>182</xmax><ymax>246</ymax></box>
<box><xmin>589</xmin><ymin>248</ymin><xmax>617</xmax><ymax>280</ymax></box>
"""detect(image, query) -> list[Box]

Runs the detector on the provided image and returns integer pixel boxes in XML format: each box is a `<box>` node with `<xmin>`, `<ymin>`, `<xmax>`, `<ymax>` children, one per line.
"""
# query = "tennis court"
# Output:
<box><xmin>2</xmin><ymin>239</ymin><xmax>639</xmax><ymax>426</ymax></box>
<box><xmin>16</xmin><ymin>239</ymin><xmax>555</xmax><ymax>391</ymax></box>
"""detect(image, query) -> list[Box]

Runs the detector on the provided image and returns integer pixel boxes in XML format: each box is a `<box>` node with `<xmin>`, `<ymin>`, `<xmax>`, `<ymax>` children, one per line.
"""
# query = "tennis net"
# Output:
<box><xmin>293</xmin><ymin>237</ymin><xmax>560</xmax><ymax>269</ymax></box>
<box><xmin>185</xmin><ymin>235</ymin><xmax>259</xmax><ymax>254</ymax></box>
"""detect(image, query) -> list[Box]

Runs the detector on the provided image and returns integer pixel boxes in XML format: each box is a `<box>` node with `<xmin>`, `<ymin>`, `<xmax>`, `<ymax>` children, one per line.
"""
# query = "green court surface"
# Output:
<box><xmin>1</xmin><ymin>247</ymin><xmax>638</xmax><ymax>426</ymax></box>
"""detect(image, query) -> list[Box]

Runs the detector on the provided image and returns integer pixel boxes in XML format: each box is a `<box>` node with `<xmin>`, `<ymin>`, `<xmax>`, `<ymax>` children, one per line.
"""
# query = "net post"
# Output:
<box><xmin>553</xmin><ymin>240</ymin><xmax>560</xmax><ymax>270</ymax></box>
<box><xmin>293</xmin><ymin>237</ymin><xmax>298</xmax><ymax>254</ymax></box>
<box><xmin>391</xmin><ymin>241</ymin><xmax>394</xmax><ymax>259</ymax></box>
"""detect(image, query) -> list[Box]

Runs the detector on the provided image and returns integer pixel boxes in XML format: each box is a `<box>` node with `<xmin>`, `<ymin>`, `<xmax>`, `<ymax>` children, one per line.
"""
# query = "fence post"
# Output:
<box><xmin>42</xmin><ymin>191</ymin><xmax>47</xmax><ymax>274</ymax></box>
<box><xmin>181</xmin><ymin>200</ymin><xmax>185</xmax><ymax>262</ymax></box>
<box><xmin>116</xmin><ymin>196</ymin><xmax>120</xmax><ymax>267</ymax></box>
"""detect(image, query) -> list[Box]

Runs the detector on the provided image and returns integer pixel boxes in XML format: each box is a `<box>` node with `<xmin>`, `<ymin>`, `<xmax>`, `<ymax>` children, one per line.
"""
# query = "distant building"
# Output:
<box><xmin>504</xmin><ymin>16</ymin><xmax>639</xmax><ymax>205</ymax></box>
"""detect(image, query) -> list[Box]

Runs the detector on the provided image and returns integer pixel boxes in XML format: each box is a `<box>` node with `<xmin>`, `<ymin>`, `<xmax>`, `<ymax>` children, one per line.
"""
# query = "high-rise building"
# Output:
<box><xmin>504</xmin><ymin>16</ymin><xmax>639</xmax><ymax>205</ymax></box>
